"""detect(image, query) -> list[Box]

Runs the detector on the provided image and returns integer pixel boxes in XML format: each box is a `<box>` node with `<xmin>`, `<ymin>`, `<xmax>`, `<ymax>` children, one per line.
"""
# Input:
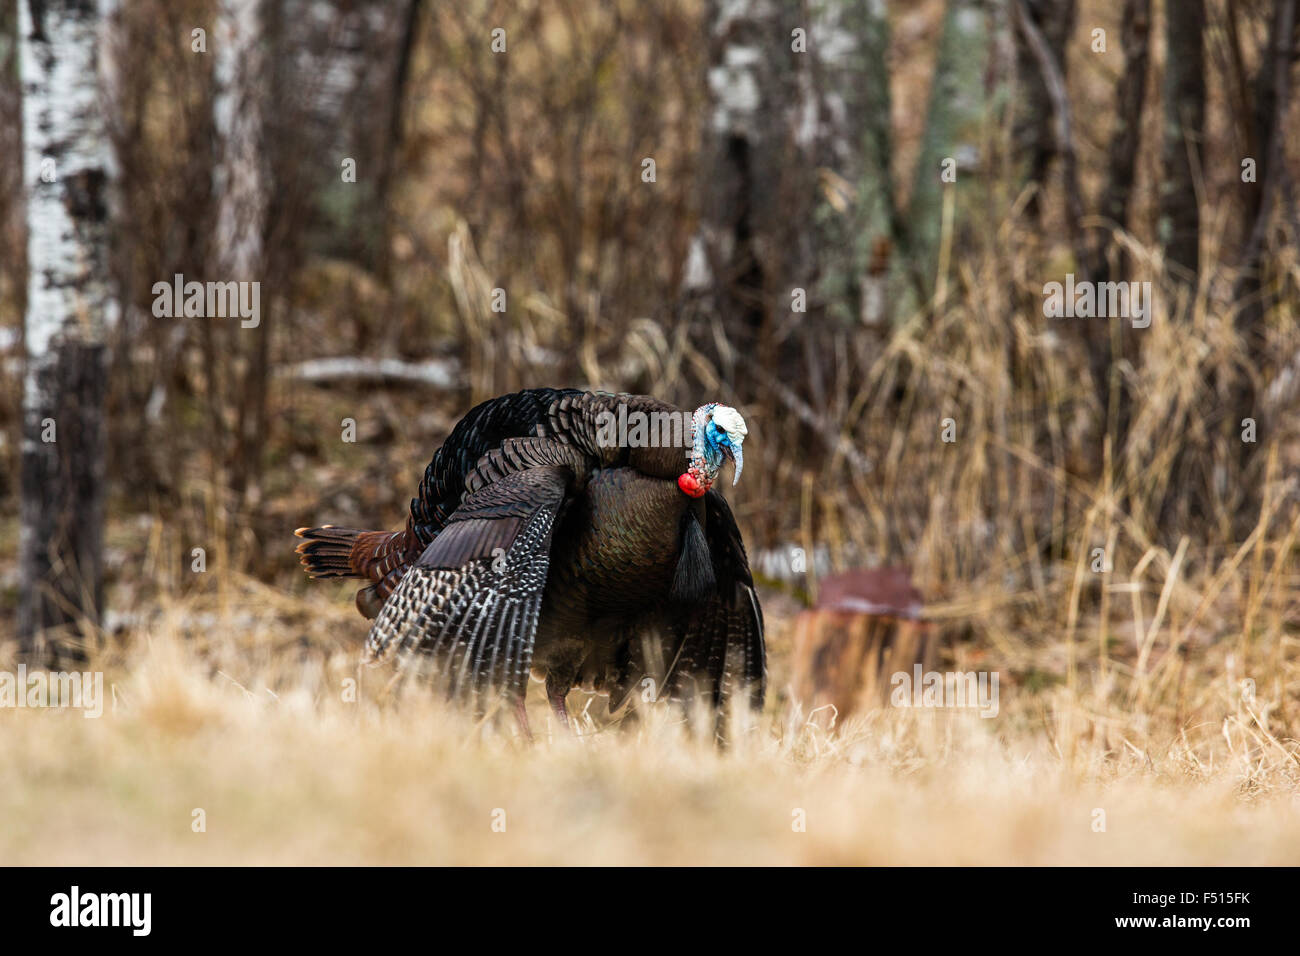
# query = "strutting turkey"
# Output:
<box><xmin>294</xmin><ymin>388</ymin><xmax>765</xmax><ymax>734</ymax></box>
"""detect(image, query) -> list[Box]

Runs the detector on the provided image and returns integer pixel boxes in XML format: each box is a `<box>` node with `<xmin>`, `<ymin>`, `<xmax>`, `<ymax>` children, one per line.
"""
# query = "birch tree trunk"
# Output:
<box><xmin>808</xmin><ymin>0</ymin><xmax>902</xmax><ymax>328</ymax></box>
<box><xmin>213</xmin><ymin>0</ymin><xmax>267</xmax><ymax>287</ymax></box>
<box><xmin>18</xmin><ymin>0</ymin><xmax>117</xmax><ymax>656</ymax></box>
<box><xmin>0</xmin><ymin>2</ymin><xmax>22</xmax><ymax>337</ymax></box>
<box><xmin>685</xmin><ymin>0</ymin><xmax>904</xmax><ymax>386</ymax></box>
<box><xmin>212</xmin><ymin>0</ymin><xmax>269</xmax><ymax>497</ymax></box>
<box><xmin>682</xmin><ymin>0</ymin><xmax>795</xmax><ymax>351</ymax></box>
<box><xmin>273</xmin><ymin>0</ymin><xmax>413</xmax><ymax>268</ymax></box>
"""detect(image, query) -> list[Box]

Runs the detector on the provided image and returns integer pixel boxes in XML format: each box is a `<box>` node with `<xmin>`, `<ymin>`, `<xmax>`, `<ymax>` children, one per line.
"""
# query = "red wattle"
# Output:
<box><xmin>678</xmin><ymin>473</ymin><xmax>705</xmax><ymax>497</ymax></box>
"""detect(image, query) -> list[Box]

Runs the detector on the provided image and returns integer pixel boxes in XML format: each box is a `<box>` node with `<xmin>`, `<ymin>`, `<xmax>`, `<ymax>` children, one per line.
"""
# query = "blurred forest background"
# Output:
<box><xmin>1</xmin><ymin>0</ymin><xmax>1298</xmax><ymax>743</ymax></box>
<box><xmin>2</xmin><ymin>0</ymin><xmax>1300</xmax><ymax>866</ymax></box>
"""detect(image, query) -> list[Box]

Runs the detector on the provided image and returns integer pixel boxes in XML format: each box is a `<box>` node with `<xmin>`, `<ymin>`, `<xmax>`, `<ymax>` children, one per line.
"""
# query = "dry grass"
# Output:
<box><xmin>1</xmin><ymin>551</ymin><xmax>1297</xmax><ymax>866</ymax></box>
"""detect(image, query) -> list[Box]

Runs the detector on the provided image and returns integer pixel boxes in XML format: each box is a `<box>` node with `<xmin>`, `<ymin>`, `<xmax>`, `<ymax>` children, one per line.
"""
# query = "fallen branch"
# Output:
<box><xmin>280</xmin><ymin>357</ymin><xmax>460</xmax><ymax>388</ymax></box>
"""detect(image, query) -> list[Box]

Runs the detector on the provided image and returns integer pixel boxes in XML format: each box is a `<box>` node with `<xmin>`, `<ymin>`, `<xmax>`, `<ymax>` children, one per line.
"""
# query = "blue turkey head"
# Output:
<box><xmin>702</xmin><ymin>404</ymin><xmax>747</xmax><ymax>485</ymax></box>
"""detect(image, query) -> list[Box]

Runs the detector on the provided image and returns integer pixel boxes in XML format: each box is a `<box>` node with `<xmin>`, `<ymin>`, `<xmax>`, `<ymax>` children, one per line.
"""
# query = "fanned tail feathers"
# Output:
<box><xmin>294</xmin><ymin>525</ymin><xmax>413</xmax><ymax>619</ymax></box>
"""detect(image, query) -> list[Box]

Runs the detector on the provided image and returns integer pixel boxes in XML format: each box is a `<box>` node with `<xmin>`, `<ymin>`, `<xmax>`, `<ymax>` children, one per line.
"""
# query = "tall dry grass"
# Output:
<box><xmin>0</xmin><ymin>568</ymin><xmax>1297</xmax><ymax>865</ymax></box>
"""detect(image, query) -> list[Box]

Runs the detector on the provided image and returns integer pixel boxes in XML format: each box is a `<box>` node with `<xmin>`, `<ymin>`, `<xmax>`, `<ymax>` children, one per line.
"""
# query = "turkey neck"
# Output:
<box><xmin>625</xmin><ymin>443</ymin><xmax>692</xmax><ymax>482</ymax></box>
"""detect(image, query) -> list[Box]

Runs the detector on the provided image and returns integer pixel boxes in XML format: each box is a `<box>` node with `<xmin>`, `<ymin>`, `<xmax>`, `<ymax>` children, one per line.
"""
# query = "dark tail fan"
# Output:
<box><xmin>294</xmin><ymin>525</ymin><xmax>368</xmax><ymax>577</ymax></box>
<box><xmin>294</xmin><ymin>525</ymin><xmax>417</xmax><ymax>619</ymax></box>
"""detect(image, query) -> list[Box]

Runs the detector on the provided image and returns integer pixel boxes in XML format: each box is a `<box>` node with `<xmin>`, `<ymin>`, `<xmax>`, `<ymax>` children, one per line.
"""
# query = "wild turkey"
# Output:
<box><xmin>294</xmin><ymin>388</ymin><xmax>765</xmax><ymax>733</ymax></box>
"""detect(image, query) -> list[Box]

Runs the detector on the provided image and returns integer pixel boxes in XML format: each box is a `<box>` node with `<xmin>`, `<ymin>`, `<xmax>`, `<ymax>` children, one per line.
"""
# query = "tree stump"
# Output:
<box><xmin>791</xmin><ymin>568</ymin><xmax>933</xmax><ymax>728</ymax></box>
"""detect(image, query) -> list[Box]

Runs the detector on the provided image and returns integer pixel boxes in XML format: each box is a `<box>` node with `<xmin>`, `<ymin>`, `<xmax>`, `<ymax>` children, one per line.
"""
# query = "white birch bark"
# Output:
<box><xmin>683</xmin><ymin>0</ymin><xmax>779</xmax><ymax>295</ymax></box>
<box><xmin>18</xmin><ymin>0</ymin><xmax>117</xmax><ymax>647</ymax></box>
<box><xmin>19</xmin><ymin>0</ymin><xmax>114</xmax><ymax>358</ymax></box>
<box><xmin>213</xmin><ymin>0</ymin><xmax>268</xmax><ymax>280</ymax></box>
<box><xmin>686</xmin><ymin>0</ymin><xmax>900</xmax><ymax>327</ymax></box>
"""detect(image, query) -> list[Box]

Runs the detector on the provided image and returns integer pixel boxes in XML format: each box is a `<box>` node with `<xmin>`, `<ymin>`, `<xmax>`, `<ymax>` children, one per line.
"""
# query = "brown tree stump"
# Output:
<box><xmin>791</xmin><ymin>568</ymin><xmax>933</xmax><ymax>728</ymax></box>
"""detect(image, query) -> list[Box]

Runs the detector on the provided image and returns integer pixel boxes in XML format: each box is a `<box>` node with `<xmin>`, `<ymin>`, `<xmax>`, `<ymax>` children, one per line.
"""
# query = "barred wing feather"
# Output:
<box><xmin>364</xmin><ymin>466</ymin><xmax>570</xmax><ymax>706</ymax></box>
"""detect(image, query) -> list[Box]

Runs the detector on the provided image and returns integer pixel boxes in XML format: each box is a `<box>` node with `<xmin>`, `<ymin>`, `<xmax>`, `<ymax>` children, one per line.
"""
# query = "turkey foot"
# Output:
<box><xmin>545</xmin><ymin>675</ymin><xmax>575</xmax><ymax>734</ymax></box>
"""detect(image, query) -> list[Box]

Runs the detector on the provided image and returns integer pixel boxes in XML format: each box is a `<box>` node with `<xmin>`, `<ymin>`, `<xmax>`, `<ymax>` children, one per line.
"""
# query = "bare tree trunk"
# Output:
<box><xmin>214</xmin><ymin>0</ymin><xmax>267</xmax><ymax>286</ymax></box>
<box><xmin>1226</xmin><ymin>0</ymin><xmax>1296</xmax><ymax>492</ymax></box>
<box><xmin>1234</xmin><ymin>0</ymin><xmax>1297</xmax><ymax>296</ymax></box>
<box><xmin>1013</xmin><ymin>0</ymin><xmax>1077</xmax><ymax>221</ymax></box>
<box><xmin>213</xmin><ymin>0</ymin><xmax>270</xmax><ymax>498</ymax></box>
<box><xmin>276</xmin><ymin>0</ymin><xmax>413</xmax><ymax>269</ymax></box>
<box><xmin>908</xmin><ymin>0</ymin><xmax>991</xmax><ymax>296</ymax></box>
<box><xmin>373</xmin><ymin>0</ymin><xmax>423</xmax><ymax>282</ymax></box>
<box><xmin>1098</xmin><ymin>0</ymin><xmax>1151</xmax><ymax>277</ymax></box>
<box><xmin>809</xmin><ymin>0</ymin><xmax>904</xmax><ymax>329</ymax></box>
<box><xmin>0</xmin><ymin>0</ymin><xmax>23</xmax><ymax>370</ymax></box>
<box><xmin>1095</xmin><ymin>0</ymin><xmax>1152</xmax><ymax>454</ymax></box>
<box><xmin>685</xmin><ymin>0</ymin><xmax>908</xmax><ymax>387</ymax></box>
<box><xmin>1159</xmin><ymin>0</ymin><xmax>1206</xmax><ymax>281</ymax></box>
<box><xmin>17</xmin><ymin>0</ymin><xmax>117</xmax><ymax>658</ymax></box>
<box><xmin>1014</xmin><ymin>0</ymin><xmax>1095</xmax><ymax>281</ymax></box>
<box><xmin>683</xmin><ymin>0</ymin><xmax>797</xmax><ymax>370</ymax></box>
